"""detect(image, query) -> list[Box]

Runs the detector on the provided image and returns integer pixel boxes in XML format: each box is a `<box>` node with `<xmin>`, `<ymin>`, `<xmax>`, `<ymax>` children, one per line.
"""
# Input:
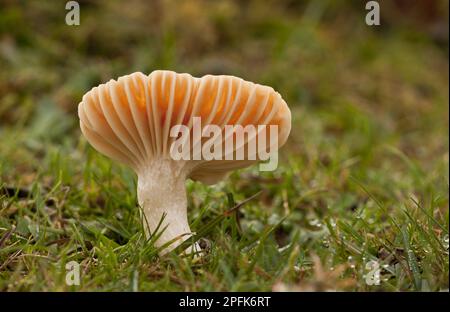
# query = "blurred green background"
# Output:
<box><xmin>1</xmin><ymin>0</ymin><xmax>448</xmax><ymax>171</ymax></box>
<box><xmin>0</xmin><ymin>0</ymin><xmax>448</xmax><ymax>291</ymax></box>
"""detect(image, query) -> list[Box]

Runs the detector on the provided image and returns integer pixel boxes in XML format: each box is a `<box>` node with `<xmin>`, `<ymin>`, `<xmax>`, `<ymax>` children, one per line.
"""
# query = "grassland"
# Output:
<box><xmin>0</xmin><ymin>0</ymin><xmax>448</xmax><ymax>291</ymax></box>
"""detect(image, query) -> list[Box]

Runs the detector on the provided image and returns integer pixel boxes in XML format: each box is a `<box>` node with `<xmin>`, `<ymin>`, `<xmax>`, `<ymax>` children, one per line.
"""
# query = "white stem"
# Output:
<box><xmin>137</xmin><ymin>159</ymin><xmax>198</xmax><ymax>255</ymax></box>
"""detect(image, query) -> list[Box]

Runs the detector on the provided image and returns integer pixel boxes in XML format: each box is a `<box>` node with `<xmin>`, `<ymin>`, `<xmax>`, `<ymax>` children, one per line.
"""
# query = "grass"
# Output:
<box><xmin>0</xmin><ymin>0</ymin><xmax>448</xmax><ymax>291</ymax></box>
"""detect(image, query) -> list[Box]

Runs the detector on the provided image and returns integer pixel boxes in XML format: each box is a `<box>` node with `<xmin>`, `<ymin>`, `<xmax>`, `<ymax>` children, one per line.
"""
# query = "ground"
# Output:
<box><xmin>0</xmin><ymin>0</ymin><xmax>448</xmax><ymax>291</ymax></box>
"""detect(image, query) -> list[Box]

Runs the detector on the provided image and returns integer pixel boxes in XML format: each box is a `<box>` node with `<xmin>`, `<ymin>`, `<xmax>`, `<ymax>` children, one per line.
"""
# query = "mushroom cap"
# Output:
<box><xmin>78</xmin><ymin>70</ymin><xmax>291</xmax><ymax>184</ymax></box>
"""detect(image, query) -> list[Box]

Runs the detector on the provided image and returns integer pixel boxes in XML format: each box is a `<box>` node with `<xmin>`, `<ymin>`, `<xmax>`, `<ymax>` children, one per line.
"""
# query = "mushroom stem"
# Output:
<box><xmin>137</xmin><ymin>159</ymin><xmax>197</xmax><ymax>255</ymax></box>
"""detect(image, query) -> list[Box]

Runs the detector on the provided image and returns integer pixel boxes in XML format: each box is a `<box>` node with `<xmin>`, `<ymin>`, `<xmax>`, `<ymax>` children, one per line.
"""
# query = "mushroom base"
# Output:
<box><xmin>137</xmin><ymin>159</ymin><xmax>198</xmax><ymax>255</ymax></box>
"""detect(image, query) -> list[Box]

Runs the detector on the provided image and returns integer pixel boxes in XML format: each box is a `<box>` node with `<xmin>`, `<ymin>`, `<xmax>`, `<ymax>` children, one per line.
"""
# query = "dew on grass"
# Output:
<box><xmin>442</xmin><ymin>234</ymin><xmax>449</xmax><ymax>250</ymax></box>
<box><xmin>329</xmin><ymin>219</ymin><xmax>336</xmax><ymax>228</ymax></box>
<box><xmin>278</xmin><ymin>245</ymin><xmax>290</xmax><ymax>253</ymax></box>
<box><xmin>347</xmin><ymin>256</ymin><xmax>356</xmax><ymax>268</ymax></box>
<box><xmin>321</xmin><ymin>235</ymin><xmax>331</xmax><ymax>247</ymax></box>
<box><xmin>309</xmin><ymin>219</ymin><xmax>322</xmax><ymax>228</ymax></box>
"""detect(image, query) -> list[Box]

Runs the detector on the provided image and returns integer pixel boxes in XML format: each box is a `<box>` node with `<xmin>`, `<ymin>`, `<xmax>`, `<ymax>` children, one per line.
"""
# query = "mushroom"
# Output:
<box><xmin>78</xmin><ymin>70</ymin><xmax>291</xmax><ymax>255</ymax></box>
